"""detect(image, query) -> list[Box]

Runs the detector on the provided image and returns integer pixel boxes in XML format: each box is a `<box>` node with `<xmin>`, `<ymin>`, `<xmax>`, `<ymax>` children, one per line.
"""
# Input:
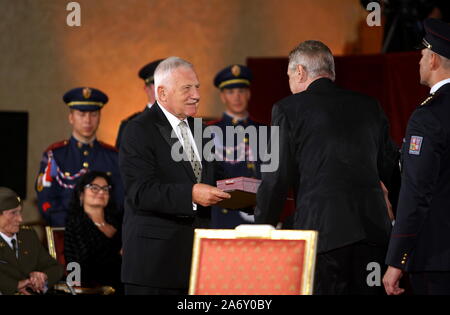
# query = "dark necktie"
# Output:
<box><xmin>11</xmin><ymin>239</ymin><xmax>18</xmax><ymax>258</ymax></box>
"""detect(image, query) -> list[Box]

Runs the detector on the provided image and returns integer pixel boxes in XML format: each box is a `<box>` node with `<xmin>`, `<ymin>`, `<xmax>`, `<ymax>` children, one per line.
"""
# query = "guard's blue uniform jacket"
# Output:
<box><xmin>35</xmin><ymin>136</ymin><xmax>124</xmax><ymax>227</ymax></box>
<box><xmin>210</xmin><ymin>113</ymin><xmax>266</xmax><ymax>228</ymax></box>
<box><xmin>386</xmin><ymin>82</ymin><xmax>450</xmax><ymax>271</ymax></box>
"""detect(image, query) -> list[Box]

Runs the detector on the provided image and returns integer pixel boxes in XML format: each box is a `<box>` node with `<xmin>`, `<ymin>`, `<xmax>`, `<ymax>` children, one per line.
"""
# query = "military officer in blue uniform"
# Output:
<box><xmin>209</xmin><ymin>65</ymin><xmax>267</xmax><ymax>228</ymax></box>
<box><xmin>35</xmin><ymin>87</ymin><xmax>124</xmax><ymax>227</ymax></box>
<box><xmin>383</xmin><ymin>18</ymin><xmax>450</xmax><ymax>295</ymax></box>
<box><xmin>115</xmin><ymin>59</ymin><xmax>163</xmax><ymax>149</ymax></box>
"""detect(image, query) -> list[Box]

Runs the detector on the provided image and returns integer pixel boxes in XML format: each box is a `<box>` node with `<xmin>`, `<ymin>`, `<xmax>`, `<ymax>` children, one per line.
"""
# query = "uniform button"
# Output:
<box><xmin>247</xmin><ymin>163</ymin><xmax>255</xmax><ymax>169</ymax></box>
<box><xmin>83</xmin><ymin>150</ymin><xmax>89</xmax><ymax>156</ymax></box>
<box><xmin>222</xmin><ymin>209</ymin><xmax>228</xmax><ymax>214</ymax></box>
<box><xmin>401</xmin><ymin>260</ymin><xmax>406</xmax><ymax>264</ymax></box>
<box><xmin>83</xmin><ymin>162</ymin><xmax>89</xmax><ymax>168</ymax></box>
<box><xmin>243</xmin><ymin>137</ymin><xmax>249</xmax><ymax>143</ymax></box>
<box><xmin>64</xmin><ymin>172</ymin><xmax>71</xmax><ymax>177</ymax></box>
<box><xmin>106</xmin><ymin>172</ymin><xmax>112</xmax><ymax>176</ymax></box>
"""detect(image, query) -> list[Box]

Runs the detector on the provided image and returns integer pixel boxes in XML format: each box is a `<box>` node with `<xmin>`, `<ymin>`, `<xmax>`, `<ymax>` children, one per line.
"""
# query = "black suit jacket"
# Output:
<box><xmin>119</xmin><ymin>103</ymin><xmax>219</xmax><ymax>289</ymax></box>
<box><xmin>115</xmin><ymin>106</ymin><xmax>150</xmax><ymax>149</ymax></box>
<box><xmin>255</xmin><ymin>78</ymin><xmax>394</xmax><ymax>254</ymax></box>
<box><xmin>386</xmin><ymin>83</ymin><xmax>450</xmax><ymax>272</ymax></box>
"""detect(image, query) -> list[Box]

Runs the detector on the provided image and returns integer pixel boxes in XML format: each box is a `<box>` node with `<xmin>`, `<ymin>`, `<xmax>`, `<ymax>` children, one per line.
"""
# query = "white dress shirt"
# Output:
<box><xmin>430</xmin><ymin>78</ymin><xmax>450</xmax><ymax>94</ymax></box>
<box><xmin>0</xmin><ymin>232</ymin><xmax>17</xmax><ymax>252</ymax></box>
<box><xmin>157</xmin><ymin>102</ymin><xmax>201</xmax><ymax>162</ymax></box>
<box><xmin>158</xmin><ymin>102</ymin><xmax>201</xmax><ymax>210</ymax></box>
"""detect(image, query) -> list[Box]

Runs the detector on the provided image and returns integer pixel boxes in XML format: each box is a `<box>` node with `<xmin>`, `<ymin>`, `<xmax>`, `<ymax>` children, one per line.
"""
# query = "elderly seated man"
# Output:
<box><xmin>0</xmin><ymin>187</ymin><xmax>63</xmax><ymax>295</ymax></box>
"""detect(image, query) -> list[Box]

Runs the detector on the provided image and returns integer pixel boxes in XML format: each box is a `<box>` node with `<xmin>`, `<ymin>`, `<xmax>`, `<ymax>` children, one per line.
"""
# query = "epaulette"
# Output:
<box><xmin>420</xmin><ymin>92</ymin><xmax>435</xmax><ymax>106</ymax></box>
<box><xmin>98</xmin><ymin>141</ymin><xmax>118</xmax><ymax>152</ymax></box>
<box><xmin>206</xmin><ymin>119</ymin><xmax>221</xmax><ymax>126</ymax></box>
<box><xmin>45</xmin><ymin>140</ymin><xmax>69</xmax><ymax>152</ymax></box>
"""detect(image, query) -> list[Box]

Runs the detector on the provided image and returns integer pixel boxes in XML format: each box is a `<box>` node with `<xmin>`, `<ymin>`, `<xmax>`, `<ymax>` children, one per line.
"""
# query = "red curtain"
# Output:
<box><xmin>247</xmin><ymin>51</ymin><xmax>429</xmax><ymax>146</ymax></box>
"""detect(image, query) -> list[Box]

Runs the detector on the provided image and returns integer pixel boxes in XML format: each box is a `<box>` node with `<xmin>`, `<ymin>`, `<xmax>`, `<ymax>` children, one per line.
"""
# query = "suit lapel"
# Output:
<box><xmin>153</xmin><ymin>104</ymin><xmax>197</xmax><ymax>183</ymax></box>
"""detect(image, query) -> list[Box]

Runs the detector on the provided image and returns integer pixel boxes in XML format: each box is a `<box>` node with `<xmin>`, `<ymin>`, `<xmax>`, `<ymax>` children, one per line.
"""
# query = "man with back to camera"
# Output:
<box><xmin>383</xmin><ymin>18</ymin><xmax>450</xmax><ymax>295</ymax></box>
<box><xmin>35</xmin><ymin>87</ymin><xmax>124</xmax><ymax>227</ymax></box>
<box><xmin>255</xmin><ymin>40</ymin><xmax>397</xmax><ymax>295</ymax></box>
<box><xmin>119</xmin><ymin>57</ymin><xmax>230</xmax><ymax>295</ymax></box>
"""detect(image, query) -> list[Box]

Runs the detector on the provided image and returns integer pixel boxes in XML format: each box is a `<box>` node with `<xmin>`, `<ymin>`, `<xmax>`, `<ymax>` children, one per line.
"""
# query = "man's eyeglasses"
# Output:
<box><xmin>85</xmin><ymin>184</ymin><xmax>111</xmax><ymax>193</ymax></box>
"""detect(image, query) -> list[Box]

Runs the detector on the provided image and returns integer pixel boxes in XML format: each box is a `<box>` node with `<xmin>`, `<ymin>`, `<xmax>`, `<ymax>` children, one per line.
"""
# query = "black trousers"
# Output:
<box><xmin>124</xmin><ymin>283</ymin><xmax>187</xmax><ymax>295</ymax></box>
<box><xmin>409</xmin><ymin>271</ymin><xmax>450</xmax><ymax>295</ymax></box>
<box><xmin>314</xmin><ymin>242</ymin><xmax>386</xmax><ymax>295</ymax></box>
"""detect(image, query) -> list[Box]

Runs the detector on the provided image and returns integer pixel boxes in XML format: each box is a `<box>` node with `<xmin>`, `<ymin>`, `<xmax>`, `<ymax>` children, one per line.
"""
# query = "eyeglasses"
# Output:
<box><xmin>85</xmin><ymin>184</ymin><xmax>111</xmax><ymax>193</ymax></box>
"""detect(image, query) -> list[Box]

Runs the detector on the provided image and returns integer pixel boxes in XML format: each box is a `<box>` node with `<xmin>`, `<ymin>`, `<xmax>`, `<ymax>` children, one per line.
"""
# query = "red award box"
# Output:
<box><xmin>216</xmin><ymin>177</ymin><xmax>261</xmax><ymax>209</ymax></box>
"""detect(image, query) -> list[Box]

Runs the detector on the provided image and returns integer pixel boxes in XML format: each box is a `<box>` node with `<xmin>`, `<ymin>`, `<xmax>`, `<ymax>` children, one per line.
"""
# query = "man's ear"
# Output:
<box><xmin>430</xmin><ymin>52</ymin><xmax>441</xmax><ymax>71</ymax></box>
<box><xmin>219</xmin><ymin>90</ymin><xmax>227</xmax><ymax>104</ymax></box>
<box><xmin>68</xmin><ymin>110</ymin><xmax>74</xmax><ymax>126</ymax></box>
<box><xmin>157</xmin><ymin>86</ymin><xmax>167</xmax><ymax>102</ymax></box>
<box><xmin>297</xmin><ymin>64</ymin><xmax>308</xmax><ymax>83</ymax></box>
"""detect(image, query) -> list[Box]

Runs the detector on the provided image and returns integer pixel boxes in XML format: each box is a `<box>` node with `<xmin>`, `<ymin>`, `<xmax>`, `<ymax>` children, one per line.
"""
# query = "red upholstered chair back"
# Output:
<box><xmin>45</xmin><ymin>226</ymin><xmax>66</xmax><ymax>267</ymax></box>
<box><xmin>189</xmin><ymin>226</ymin><xmax>318</xmax><ymax>295</ymax></box>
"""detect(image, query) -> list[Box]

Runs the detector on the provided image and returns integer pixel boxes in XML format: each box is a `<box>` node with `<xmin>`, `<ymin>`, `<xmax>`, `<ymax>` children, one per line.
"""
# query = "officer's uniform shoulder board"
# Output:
<box><xmin>45</xmin><ymin>139</ymin><xmax>69</xmax><ymax>152</ymax></box>
<box><xmin>207</xmin><ymin>119</ymin><xmax>221</xmax><ymax>126</ymax></box>
<box><xmin>98</xmin><ymin>141</ymin><xmax>118</xmax><ymax>152</ymax></box>
<box><xmin>420</xmin><ymin>94</ymin><xmax>435</xmax><ymax>107</ymax></box>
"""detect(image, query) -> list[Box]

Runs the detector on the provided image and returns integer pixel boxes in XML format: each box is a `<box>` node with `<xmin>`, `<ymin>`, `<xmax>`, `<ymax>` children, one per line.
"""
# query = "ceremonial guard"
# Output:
<box><xmin>115</xmin><ymin>59</ymin><xmax>163</xmax><ymax>149</ymax></box>
<box><xmin>210</xmin><ymin>65</ymin><xmax>266</xmax><ymax>228</ymax></box>
<box><xmin>35</xmin><ymin>87</ymin><xmax>124</xmax><ymax>227</ymax></box>
<box><xmin>384</xmin><ymin>18</ymin><xmax>450</xmax><ymax>295</ymax></box>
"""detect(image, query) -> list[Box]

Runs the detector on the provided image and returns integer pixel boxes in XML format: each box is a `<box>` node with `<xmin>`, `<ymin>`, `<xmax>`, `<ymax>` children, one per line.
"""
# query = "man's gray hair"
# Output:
<box><xmin>154</xmin><ymin>57</ymin><xmax>194</xmax><ymax>95</ymax></box>
<box><xmin>288</xmin><ymin>40</ymin><xmax>336</xmax><ymax>81</ymax></box>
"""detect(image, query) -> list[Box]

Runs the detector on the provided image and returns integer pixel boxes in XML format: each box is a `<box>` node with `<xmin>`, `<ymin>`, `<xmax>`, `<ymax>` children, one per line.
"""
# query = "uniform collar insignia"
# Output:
<box><xmin>420</xmin><ymin>92</ymin><xmax>435</xmax><ymax>106</ymax></box>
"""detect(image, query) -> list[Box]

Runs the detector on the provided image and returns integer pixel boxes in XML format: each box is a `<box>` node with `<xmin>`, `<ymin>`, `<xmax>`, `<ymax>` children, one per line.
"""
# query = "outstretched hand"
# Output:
<box><xmin>192</xmin><ymin>183</ymin><xmax>231</xmax><ymax>207</ymax></box>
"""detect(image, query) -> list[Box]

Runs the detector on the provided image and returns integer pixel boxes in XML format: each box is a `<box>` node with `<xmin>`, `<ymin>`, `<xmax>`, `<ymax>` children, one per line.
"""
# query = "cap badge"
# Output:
<box><xmin>231</xmin><ymin>65</ymin><xmax>241</xmax><ymax>77</ymax></box>
<box><xmin>82</xmin><ymin>87</ymin><xmax>92</xmax><ymax>99</ymax></box>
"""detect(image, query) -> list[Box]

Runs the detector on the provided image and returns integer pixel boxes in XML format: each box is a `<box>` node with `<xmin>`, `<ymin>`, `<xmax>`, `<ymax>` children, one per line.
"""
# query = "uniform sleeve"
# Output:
<box><xmin>255</xmin><ymin>104</ymin><xmax>294</xmax><ymax>225</ymax></box>
<box><xmin>35</xmin><ymin>150</ymin><xmax>65</xmax><ymax>224</ymax></box>
<box><xmin>32</xmin><ymin>230</ymin><xmax>64</xmax><ymax>287</ymax></box>
<box><xmin>0</xmin><ymin>272</ymin><xmax>20</xmax><ymax>295</ymax></box>
<box><xmin>385</xmin><ymin>108</ymin><xmax>446</xmax><ymax>268</ymax></box>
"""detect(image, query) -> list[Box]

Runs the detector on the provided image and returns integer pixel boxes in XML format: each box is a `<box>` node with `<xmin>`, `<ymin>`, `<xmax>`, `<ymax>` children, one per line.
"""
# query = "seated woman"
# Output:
<box><xmin>64</xmin><ymin>171</ymin><xmax>123</xmax><ymax>293</ymax></box>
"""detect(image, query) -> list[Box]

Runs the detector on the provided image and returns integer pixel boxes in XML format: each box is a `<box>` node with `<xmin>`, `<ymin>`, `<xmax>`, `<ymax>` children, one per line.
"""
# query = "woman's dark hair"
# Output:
<box><xmin>69</xmin><ymin>170</ymin><xmax>116</xmax><ymax>215</ymax></box>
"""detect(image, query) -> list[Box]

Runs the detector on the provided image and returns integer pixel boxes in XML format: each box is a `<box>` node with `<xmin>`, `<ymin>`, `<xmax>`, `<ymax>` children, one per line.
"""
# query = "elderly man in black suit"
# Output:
<box><xmin>119</xmin><ymin>57</ymin><xmax>230</xmax><ymax>295</ymax></box>
<box><xmin>383</xmin><ymin>18</ymin><xmax>450</xmax><ymax>295</ymax></box>
<box><xmin>255</xmin><ymin>40</ymin><xmax>396</xmax><ymax>295</ymax></box>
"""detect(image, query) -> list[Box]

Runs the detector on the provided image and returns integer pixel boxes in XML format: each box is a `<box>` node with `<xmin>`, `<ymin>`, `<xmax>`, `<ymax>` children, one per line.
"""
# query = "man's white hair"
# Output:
<box><xmin>154</xmin><ymin>57</ymin><xmax>194</xmax><ymax>99</ymax></box>
<box><xmin>288</xmin><ymin>40</ymin><xmax>336</xmax><ymax>81</ymax></box>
